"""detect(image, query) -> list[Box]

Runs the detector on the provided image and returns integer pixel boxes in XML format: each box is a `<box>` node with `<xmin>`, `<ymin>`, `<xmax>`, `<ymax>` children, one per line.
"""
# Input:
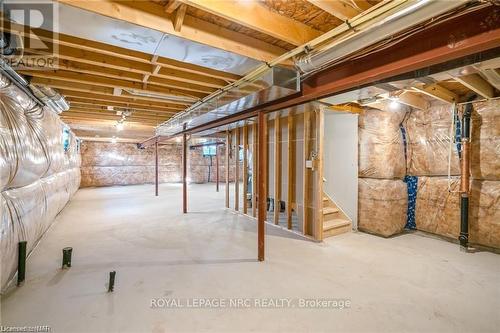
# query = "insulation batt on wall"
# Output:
<box><xmin>0</xmin><ymin>74</ymin><xmax>80</xmax><ymax>292</ymax></box>
<box><xmin>358</xmin><ymin>106</ymin><xmax>406</xmax><ymax>179</ymax></box>
<box><xmin>357</xmin><ymin>99</ymin><xmax>500</xmax><ymax>249</ymax></box>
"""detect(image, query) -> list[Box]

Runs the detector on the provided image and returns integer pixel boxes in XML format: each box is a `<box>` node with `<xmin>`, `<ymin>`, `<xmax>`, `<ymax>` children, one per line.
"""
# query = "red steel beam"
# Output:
<box><xmin>139</xmin><ymin>5</ymin><xmax>500</xmax><ymax>146</ymax></box>
<box><xmin>257</xmin><ymin>111</ymin><xmax>267</xmax><ymax>261</ymax></box>
<box><xmin>182</xmin><ymin>123</ymin><xmax>188</xmax><ymax>214</ymax></box>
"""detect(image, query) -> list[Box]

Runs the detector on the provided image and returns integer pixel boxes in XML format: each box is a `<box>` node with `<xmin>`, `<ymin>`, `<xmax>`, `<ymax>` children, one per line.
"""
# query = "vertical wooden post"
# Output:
<box><xmin>243</xmin><ymin>124</ymin><xmax>248</xmax><ymax>215</ymax></box>
<box><xmin>302</xmin><ymin>111</ymin><xmax>311</xmax><ymax>234</ymax></box>
<box><xmin>258</xmin><ymin>112</ymin><xmax>267</xmax><ymax>261</ymax></box>
<box><xmin>287</xmin><ymin>113</ymin><xmax>294</xmax><ymax>229</ymax></box>
<box><xmin>274</xmin><ymin>115</ymin><xmax>281</xmax><ymax>225</ymax></box>
<box><xmin>252</xmin><ymin>123</ymin><xmax>258</xmax><ymax>218</ymax></box>
<box><xmin>155</xmin><ymin>140</ymin><xmax>159</xmax><ymax>196</ymax></box>
<box><xmin>215</xmin><ymin>144</ymin><xmax>219</xmax><ymax>192</ymax></box>
<box><xmin>316</xmin><ymin>110</ymin><xmax>324</xmax><ymax>241</ymax></box>
<box><xmin>225</xmin><ymin>130</ymin><xmax>230</xmax><ymax>208</ymax></box>
<box><xmin>235</xmin><ymin>127</ymin><xmax>240</xmax><ymax>211</ymax></box>
<box><xmin>182</xmin><ymin>124</ymin><xmax>188</xmax><ymax>214</ymax></box>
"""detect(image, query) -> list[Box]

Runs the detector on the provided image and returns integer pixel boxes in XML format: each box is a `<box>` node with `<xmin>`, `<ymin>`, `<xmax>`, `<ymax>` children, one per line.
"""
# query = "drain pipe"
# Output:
<box><xmin>459</xmin><ymin>95</ymin><xmax>476</xmax><ymax>250</ymax></box>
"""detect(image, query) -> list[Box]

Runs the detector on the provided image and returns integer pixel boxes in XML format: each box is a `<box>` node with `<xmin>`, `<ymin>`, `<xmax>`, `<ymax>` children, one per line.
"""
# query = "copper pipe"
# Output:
<box><xmin>460</xmin><ymin>141</ymin><xmax>470</xmax><ymax>193</ymax></box>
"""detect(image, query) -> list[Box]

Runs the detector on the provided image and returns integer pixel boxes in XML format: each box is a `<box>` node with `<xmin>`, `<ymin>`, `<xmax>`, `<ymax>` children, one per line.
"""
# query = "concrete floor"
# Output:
<box><xmin>1</xmin><ymin>183</ymin><xmax>499</xmax><ymax>333</ymax></box>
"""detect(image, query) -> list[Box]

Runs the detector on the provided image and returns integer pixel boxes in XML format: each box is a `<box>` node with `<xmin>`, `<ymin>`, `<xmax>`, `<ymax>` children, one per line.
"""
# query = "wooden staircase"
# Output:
<box><xmin>322</xmin><ymin>194</ymin><xmax>352</xmax><ymax>238</ymax></box>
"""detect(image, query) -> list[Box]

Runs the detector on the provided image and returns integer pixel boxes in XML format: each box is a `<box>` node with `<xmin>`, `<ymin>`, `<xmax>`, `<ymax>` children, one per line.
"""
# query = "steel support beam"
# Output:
<box><xmin>155</xmin><ymin>141</ymin><xmax>159</xmax><ymax>196</ymax></box>
<box><xmin>139</xmin><ymin>6</ymin><xmax>500</xmax><ymax>147</ymax></box>
<box><xmin>257</xmin><ymin>112</ymin><xmax>267</xmax><ymax>261</ymax></box>
<box><xmin>182</xmin><ymin>124</ymin><xmax>187</xmax><ymax>214</ymax></box>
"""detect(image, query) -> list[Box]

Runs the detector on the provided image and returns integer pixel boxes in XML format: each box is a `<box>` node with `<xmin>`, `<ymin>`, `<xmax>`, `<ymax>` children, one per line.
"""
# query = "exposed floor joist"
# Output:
<box><xmin>56</xmin><ymin>0</ymin><xmax>289</xmax><ymax>62</ymax></box>
<box><xmin>180</xmin><ymin>0</ymin><xmax>322</xmax><ymax>46</ymax></box>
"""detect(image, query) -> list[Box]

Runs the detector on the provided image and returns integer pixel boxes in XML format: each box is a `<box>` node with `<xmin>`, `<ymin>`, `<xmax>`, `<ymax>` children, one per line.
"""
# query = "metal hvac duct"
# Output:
<box><xmin>156</xmin><ymin>66</ymin><xmax>299</xmax><ymax>136</ymax></box>
<box><xmin>295</xmin><ymin>0</ymin><xmax>470</xmax><ymax>75</ymax></box>
<box><xmin>29</xmin><ymin>85</ymin><xmax>70</xmax><ymax>114</ymax></box>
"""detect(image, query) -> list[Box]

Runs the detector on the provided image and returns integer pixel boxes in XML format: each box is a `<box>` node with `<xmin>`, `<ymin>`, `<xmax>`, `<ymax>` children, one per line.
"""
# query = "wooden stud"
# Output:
<box><xmin>273</xmin><ymin>115</ymin><xmax>281</xmax><ymax>225</ymax></box>
<box><xmin>257</xmin><ymin>112</ymin><xmax>267</xmax><ymax>261</ymax></box>
<box><xmin>234</xmin><ymin>127</ymin><xmax>240</xmax><ymax>212</ymax></box>
<box><xmin>243</xmin><ymin>124</ymin><xmax>249</xmax><ymax>215</ymax></box>
<box><xmin>252</xmin><ymin>123</ymin><xmax>258</xmax><ymax>218</ymax></box>
<box><xmin>302</xmin><ymin>111</ymin><xmax>311</xmax><ymax>235</ymax></box>
<box><xmin>316</xmin><ymin>109</ymin><xmax>325</xmax><ymax>241</ymax></box>
<box><xmin>173</xmin><ymin>4</ymin><xmax>187</xmax><ymax>32</ymax></box>
<box><xmin>164</xmin><ymin>0</ymin><xmax>181</xmax><ymax>14</ymax></box>
<box><xmin>307</xmin><ymin>0</ymin><xmax>361</xmax><ymax>21</ymax></box>
<box><xmin>286</xmin><ymin>113</ymin><xmax>294</xmax><ymax>230</ymax></box>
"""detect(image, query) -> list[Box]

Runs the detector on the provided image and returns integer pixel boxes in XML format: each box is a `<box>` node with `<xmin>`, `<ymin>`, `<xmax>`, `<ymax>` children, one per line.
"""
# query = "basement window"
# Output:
<box><xmin>62</xmin><ymin>127</ymin><xmax>70</xmax><ymax>152</ymax></box>
<box><xmin>202</xmin><ymin>145</ymin><xmax>217</xmax><ymax>156</ymax></box>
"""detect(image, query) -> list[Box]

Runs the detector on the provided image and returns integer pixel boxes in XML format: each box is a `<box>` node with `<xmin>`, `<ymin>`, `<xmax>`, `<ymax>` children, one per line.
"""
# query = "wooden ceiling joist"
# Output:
<box><xmin>454</xmin><ymin>73</ymin><xmax>495</xmax><ymax>99</ymax></box>
<box><xmin>66</xmin><ymin>98</ymin><xmax>181</xmax><ymax>113</ymax></box>
<box><xmin>58</xmin><ymin>89</ymin><xmax>189</xmax><ymax>108</ymax></box>
<box><xmin>56</xmin><ymin>0</ymin><xmax>289</xmax><ymax>62</ymax></box>
<box><xmin>412</xmin><ymin>83</ymin><xmax>459</xmax><ymax>104</ymax></box>
<box><xmin>68</xmin><ymin>103</ymin><xmax>177</xmax><ymax>116</ymax></box>
<box><xmin>54</xmin><ymin>59</ymin><xmax>228</xmax><ymax>90</ymax></box>
<box><xmin>32</xmin><ymin>79</ymin><xmax>192</xmax><ymax>106</ymax></box>
<box><xmin>180</xmin><ymin>0</ymin><xmax>322</xmax><ymax>46</ymax></box>
<box><xmin>26</xmin><ymin>71</ymin><xmax>206</xmax><ymax>99</ymax></box>
<box><xmin>307</xmin><ymin>0</ymin><xmax>362</xmax><ymax>21</ymax></box>
<box><xmin>164</xmin><ymin>0</ymin><xmax>182</xmax><ymax>14</ymax></box>
<box><xmin>10</xmin><ymin>24</ymin><xmax>240</xmax><ymax>83</ymax></box>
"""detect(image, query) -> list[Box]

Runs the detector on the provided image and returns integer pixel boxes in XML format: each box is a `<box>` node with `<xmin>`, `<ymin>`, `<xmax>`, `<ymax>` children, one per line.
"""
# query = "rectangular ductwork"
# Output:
<box><xmin>156</xmin><ymin>66</ymin><xmax>299</xmax><ymax>136</ymax></box>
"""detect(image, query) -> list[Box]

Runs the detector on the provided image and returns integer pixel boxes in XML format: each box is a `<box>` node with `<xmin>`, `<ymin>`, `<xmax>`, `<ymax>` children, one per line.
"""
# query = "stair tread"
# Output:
<box><xmin>323</xmin><ymin>219</ymin><xmax>351</xmax><ymax>231</ymax></box>
<box><xmin>323</xmin><ymin>207</ymin><xmax>339</xmax><ymax>215</ymax></box>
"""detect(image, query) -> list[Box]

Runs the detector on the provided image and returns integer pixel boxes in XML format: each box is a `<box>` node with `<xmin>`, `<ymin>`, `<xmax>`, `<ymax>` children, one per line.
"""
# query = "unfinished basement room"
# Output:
<box><xmin>1</xmin><ymin>0</ymin><xmax>499</xmax><ymax>332</ymax></box>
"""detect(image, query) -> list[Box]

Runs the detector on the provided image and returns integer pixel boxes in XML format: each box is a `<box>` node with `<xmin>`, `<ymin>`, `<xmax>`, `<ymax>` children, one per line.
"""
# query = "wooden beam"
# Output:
<box><xmin>234</xmin><ymin>127</ymin><xmax>240</xmax><ymax>212</ymax></box>
<box><xmin>60</xmin><ymin>90</ymin><xmax>187</xmax><ymax>109</ymax></box>
<box><xmin>180</xmin><ymin>0</ymin><xmax>321</xmax><ymax>46</ymax></box>
<box><xmin>273</xmin><ymin>115</ymin><xmax>281</xmax><ymax>225</ymax></box>
<box><xmin>286</xmin><ymin>113</ymin><xmax>294</xmax><ymax>230</ymax></box>
<box><xmin>66</xmin><ymin>98</ymin><xmax>180</xmax><ymax>114</ymax></box>
<box><xmin>57</xmin><ymin>0</ymin><xmax>288</xmax><ymax>63</ymax></box>
<box><xmin>252</xmin><ymin>123</ymin><xmax>258</xmax><ymax>218</ymax></box>
<box><xmin>396</xmin><ymin>91</ymin><xmax>430</xmax><ymax>110</ymax></box>
<box><xmin>307</xmin><ymin>0</ymin><xmax>361</xmax><ymax>21</ymax></box>
<box><xmin>455</xmin><ymin>73</ymin><xmax>495</xmax><ymax>99</ymax></box>
<box><xmin>412</xmin><ymin>83</ymin><xmax>459</xmax><ymax>104</ymax></box>
<box><xmin>24</xmin><ymin>61</ymin><xmax>220</xmax><ymax>93</ymax></box>
<box><xmin>31</xmin><ymin>78</ymin><xmax>193</xmax><ymax>106</ymax></box>
<box><xmin>24</xmin><ymin>70</ymin><xmax>206</xmax><ymax>99</ymax></box>
<box><xmin>165</xmin><ymin>0</ymin><xmax>182</xmax><ymax>14</ymax></box>
<box><xmin>225</xmin><ymin>130</ymin><xmax>230</xmax><ymax>209</ymax></box>
<box><xmin>242</xmin><ymin>124</ymin><xmax>248</xmax><ymax>215</ymax></box>
<box><xmin>303</xmin><ymin>111</ymin><xmax>311</xmax><ymax>235</ymax></box>
<box><xmin>257</xmin><ymin>112</ymin><xmax>267</xmax><ymax>261</ymax></box>
<box><xmin>316</xmin><ymin>109</ymin><xmax>324</xmax><ymax>241</ymax></box>
<box><xmin>173</xmin><ymin>4</ymin><xmax>187</xmax><ymax>32</ymax></box>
